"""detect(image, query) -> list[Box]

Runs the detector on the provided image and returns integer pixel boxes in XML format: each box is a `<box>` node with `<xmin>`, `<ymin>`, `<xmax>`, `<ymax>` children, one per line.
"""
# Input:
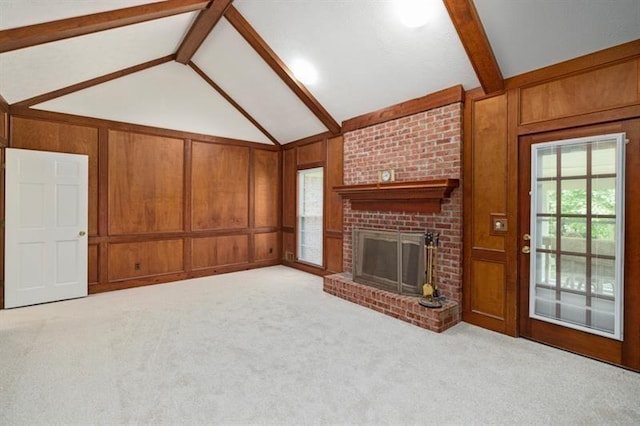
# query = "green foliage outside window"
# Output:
<box><xmin>546</xmin><ymin>188</ymin><xmax>616</xmax><ymax>240</ymax></box>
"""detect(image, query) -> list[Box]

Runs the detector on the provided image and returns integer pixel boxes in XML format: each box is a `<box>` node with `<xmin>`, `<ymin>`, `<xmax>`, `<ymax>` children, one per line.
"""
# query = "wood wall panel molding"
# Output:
<box><xmin>325</xmin><ymin>136</ymin><xmax>344</xmax><ymax>234</ymax></box>
<box><xmin>88</xmin><ymin>244</ymin><xmax>99</xmax><ymax>285</ymax></box>
<box><xmin>224</xmin><ymin>5</ymin><xmax>340</xmax><ymax>135</ymax></box>
<box><xmin>342</xmin><ymin>85</ymin><xmax>464</xmax><ymax>133</ymax></box>
<box><xmin>90</xmin><ymin>271</ymin><xmax>189</xmax><ymax>293</ymax></box>
<box><xmin>0</xmin><ymin>149</ymin><xmax>4</xmax><ymax>308</ymax></box>
<box><xmin>191</xmin><ymin>234</ymin><xmax>249</xmax><ymax>269</ymax></box>
<box><xmin>0</xmin><ymin>0</ymin><xmax>210</xmax><ymax>53</ymax></box>
<box><xmin>286</xmin><ymin>131</ymin><xmax>335</xmax><ymax>148</ymax></box>
<box><xmin>517</xmin><ymin>104</ymin><xmax>640</xmax><ymax>136</ymax></box>
<box><xmin>470</xmin><ymin>260</ymin><xmax>506</xmax><ymax>320</ymax></box>
<box><xmin>0</xmin><ymin>93</ymin><xmax>8</xmax><ymax>112</ymax></box>
<box><xmin>325</xmin><ymin>236</ymin><xmax>343</xmax><ymax>274</ymax></box>
<box><xmin>0</xmin><ymin>111</ymin><xmax>7</xmax><ymax>147</ymax></box>
<box><xmin>254</xmin><ymin>232</ymin><xmax>279</xmax><ymax>262</ymax></box>
<box><xmin>297</xmin><ymin>140</ymin><xmax>324</xmax><ymax>166</ymax></box>
<box><xmin>15</xmin><ymin>55</ymin><xmax>175</xmax><ymax>107</ymax></box>
<box><xmin>108</xmin><ymin>239</ymin><xmax>185</xmax><ymax>281</ymax></box>
<box><xmin>282</xmin><ymin>148</ymin><xmax>296</xmax><ymax>228</ymax></box>
<box><xmin>471</xmin><ymin>94</ymin><xmax>507</xmax><ymax>251</ymax></box>
<box><xmin>108</xmin><ymin>130</ymin><xmax>185</xmax><ymax>235</ymax></box>
<box><xmin>505</xmin><ymin>39</ymin><xmax>640</xmax><ymax>90</ymax></box>
<box><xmin>191</xmin><ymin>142</ymin><xmax>249</xmax><ymax>230</ymax></box>
<box><xmin>519</xmin><ymin>60</ymin><xmax>639</xmax><ymax>125</ymax></box>
<box><xmin>253</xmin><ymin>150</ymin><xmax>280</xmax><ymax>228</ymax></box>
<box><xmin>97</xmin><ymin>128</ymin><xmax>109</xmax><ymax>236</ymax></box>
<box><xmin>8</xmin><ymin>106</ymin><xmax>279</xmax><ymax>151</ymax></box>
<box><xmin>442</xmin><ymin>0</ymin><xmax>503</xmax><ymax>94</ymax></box>
<box><xmin>188</xmin><ymin>61</ymin><xmax>279</xmax><ymax>145</ymax></box>
<box><xmin>10</xmin><ymin>117</ymin><xmax>100</xmax><ymax>236</ymax></box>
<box><xmin>283</xmin><ymin>231</ymin><xmax>295</xmax><ymax>261</ymax></box>
<box><xmin>462</xmin><ymin>88</ymin><xmax>515</xmax><ymax>336</ymax></box>
<box><xmin>503</xmin><ymin>88</ymin><xmax>520</xmax><ymax>338</ymax></box>
<box><xmin>176</xmin><ymin>0</ymin><xmax>234</xmax><ymax>64</ymax></box>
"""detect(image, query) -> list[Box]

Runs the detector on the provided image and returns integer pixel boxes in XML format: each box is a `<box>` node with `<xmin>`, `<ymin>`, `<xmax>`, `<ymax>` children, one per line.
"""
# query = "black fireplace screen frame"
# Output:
<box><xmin>352</xmin><ymin>228</ymin><xmax>425</xmax><ymax>296</ymax></box>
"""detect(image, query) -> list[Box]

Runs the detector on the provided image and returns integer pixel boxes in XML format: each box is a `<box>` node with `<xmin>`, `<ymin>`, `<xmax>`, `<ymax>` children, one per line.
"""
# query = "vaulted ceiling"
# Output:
<box><xmin>1</xmin><ymin>0</ymin><xmax>639</xmax><ymax>145</ymax></box>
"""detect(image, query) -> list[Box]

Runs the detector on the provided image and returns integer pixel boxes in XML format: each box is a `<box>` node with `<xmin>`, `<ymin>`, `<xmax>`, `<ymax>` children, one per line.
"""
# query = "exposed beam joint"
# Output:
<box><xmin>14</xmin><ymin>55</ymin><xmax>176</xmax><ymax>107</ymax></box>
<box><xmin>443</xmin><ymin>0</ymin><xmax>504</xmax><ymax>94</ymax></box>
<box><xmin>189</xmin><ymin>61</ymin><xmax>280</xmax><ymax>145</ymax></box>
<box><xmin>176</xmin><ymin>0</ymin><xmax>234</xmax><ymax>64</ymax></box>
<box><xmin>0</xmin><ymin>0</ymin><xmax>210</xmax><ymax>54</ymax></box>
<box><xmin>225</xmin><ymin>5</ymin><xmax>341</xmax><ymax>135</ymax></box>
<box><xmin>342</xmin><ymin>85</ymin><xmax>465</xmax><ymax>133</ymax></box>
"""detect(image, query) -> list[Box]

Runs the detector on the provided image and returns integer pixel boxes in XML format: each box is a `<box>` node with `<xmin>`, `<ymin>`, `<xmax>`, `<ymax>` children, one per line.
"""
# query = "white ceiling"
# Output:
<box><xmin>193</xmin><ymin>18</ymin><xmax>328</xmax><ymax>143</ymax></box>
<box><xmin>0</xmin><ymin>12</ymin><xmax>197</xmax><ymax>103</ymax></box>
<box><xmin>35</xmin><ymin>61</ymin><xmax>272</xmax><ymax>144</ymax></box>
<box><xmin>1</xmin><ymin>1</ymin><xmax>639</xmax><ymax>144</ymax></box>
<box><xmin>233</xmin><ymin>0</ymin><xmax>479</xmax><ymax>123</ymax></box>
<box><xmin>0</xmin><ymin>0</ymin><xmax>159</xmax><ymax>30</ymax></box>
<box><xmin>475</xmin><ymin>0</ymin><xmax>640</xmax><ymax>78</ymax></box>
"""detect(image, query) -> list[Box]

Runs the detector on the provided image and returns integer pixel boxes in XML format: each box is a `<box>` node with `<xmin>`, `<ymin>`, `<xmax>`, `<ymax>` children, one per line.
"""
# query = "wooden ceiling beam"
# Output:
<box><xmin>443</xmin><ymin>0</ymin><xmax>504</xmax><ymax>94</ymax></box>
<box><xmin>0</xmin><ymin>0</ymin><xmax>210</xmax><ymax>54</ymax></box>
<box><xmin>189</xmin><ymin>61</ymin><xmax>280</xmax><ymax>145</ymax></box>
<box><xmin>225</xmin><ymin>5</ymin><xmax>341</xmax><ymax>135</ymax></box>
<box><xmin>175</xmin><ymin>0</ymin><xmax>234</xmax><ymax>64</ymax></box>
<box><xmin>13</xmin><ymin>55</ymin><xmax>175</xmax><ymax>107</ymax></box>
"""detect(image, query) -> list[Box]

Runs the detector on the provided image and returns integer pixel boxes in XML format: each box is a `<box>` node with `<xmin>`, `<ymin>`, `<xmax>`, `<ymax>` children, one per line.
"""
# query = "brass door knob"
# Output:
<box><xmin>79</xmin><ymin>231</ymin><xmax>86</xmax><ymax>236</ymax></box>
<box><xmin>521</xmin><ymin>246</ymin><xmax>531</xmax><ymax>254</ymax></box>
<box><xmin>523</xmin><ymin>233</ymin><xmax>531</xmax><ymax>241</ymax></box>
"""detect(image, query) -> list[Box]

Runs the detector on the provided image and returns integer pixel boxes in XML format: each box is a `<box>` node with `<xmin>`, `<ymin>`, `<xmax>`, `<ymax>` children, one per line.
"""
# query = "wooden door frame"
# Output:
<box><xmin>517</xmin><ymin>120</ymin><xmax>640</xmax><ymax>371</ymax></box>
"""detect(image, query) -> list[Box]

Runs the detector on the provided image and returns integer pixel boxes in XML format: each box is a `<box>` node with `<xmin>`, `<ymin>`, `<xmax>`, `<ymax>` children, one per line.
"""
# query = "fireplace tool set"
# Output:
<box><xmin>419</xmin><ymin>232</ymin><xmax>443</xmax><ymax>309</ymax></box>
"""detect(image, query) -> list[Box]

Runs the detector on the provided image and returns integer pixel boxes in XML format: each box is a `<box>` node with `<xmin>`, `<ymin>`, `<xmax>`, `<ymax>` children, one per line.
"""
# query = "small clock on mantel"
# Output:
<box><xmin>378</xmin><ymin>169</ymin><xmax>395</xmax><ymax>183</ymax></box>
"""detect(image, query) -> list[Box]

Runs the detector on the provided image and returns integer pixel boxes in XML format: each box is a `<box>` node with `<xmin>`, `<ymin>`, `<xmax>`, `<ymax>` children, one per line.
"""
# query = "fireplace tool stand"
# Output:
<box><xmin>419</xmin><ymin>232</ymin><xmax>443</xmax><ymax>309</ymax></box>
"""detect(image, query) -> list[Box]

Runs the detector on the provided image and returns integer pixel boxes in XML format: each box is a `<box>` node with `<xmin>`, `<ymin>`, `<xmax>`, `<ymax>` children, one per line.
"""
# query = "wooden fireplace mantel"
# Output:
<box><xmin>334</xmin><ymin>179</ymin><xmax>459</xmax><ymax>213</ymax></box>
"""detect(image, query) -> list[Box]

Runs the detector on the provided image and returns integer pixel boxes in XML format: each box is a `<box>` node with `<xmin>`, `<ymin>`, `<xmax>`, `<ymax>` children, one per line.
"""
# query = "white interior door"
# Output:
<box><xmin>5</xmin><ymin>148</ymin><xmax>88</xmax><ymax>308</ymax></box>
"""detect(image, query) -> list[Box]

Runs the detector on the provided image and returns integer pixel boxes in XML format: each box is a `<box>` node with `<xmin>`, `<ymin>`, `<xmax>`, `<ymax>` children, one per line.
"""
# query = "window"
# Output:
<box><xmin>530</xmin><ymin>133</ymin><xmax>625</xmax><ymax>340</ymax></box>
<box><xmin>297</xmin><ymin>167</ymin><xmax>323</xmax><ymax>266</ymax></box>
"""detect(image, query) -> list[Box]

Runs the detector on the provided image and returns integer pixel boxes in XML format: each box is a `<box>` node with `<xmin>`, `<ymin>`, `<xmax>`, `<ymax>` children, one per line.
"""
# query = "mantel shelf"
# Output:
<box><xmin>334</xmin><ymin>179</ymin><xmax>459</xmax><ymax>213</ymax></box>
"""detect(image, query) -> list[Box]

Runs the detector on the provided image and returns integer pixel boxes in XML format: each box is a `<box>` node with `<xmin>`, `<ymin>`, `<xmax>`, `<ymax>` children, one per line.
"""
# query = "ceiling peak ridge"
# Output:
<box><xmin>175</xmin><ymin>0</ymin><xmax>234</xmax><ymax>64</ymax></box>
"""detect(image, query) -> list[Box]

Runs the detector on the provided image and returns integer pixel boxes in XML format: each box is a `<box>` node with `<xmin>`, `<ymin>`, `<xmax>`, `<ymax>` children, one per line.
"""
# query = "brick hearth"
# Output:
<box><xmin>324</xmin><ymin>273</ymin><xmax>460</xmax><ymax>333</ymax></box>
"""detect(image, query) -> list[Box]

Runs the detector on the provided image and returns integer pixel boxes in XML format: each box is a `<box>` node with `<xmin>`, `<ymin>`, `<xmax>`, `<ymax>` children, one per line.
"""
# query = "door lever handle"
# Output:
<box><xmin>521</xmin><ymin>246</ymin><xmax>531</xmax><ymax>254</ymax></box>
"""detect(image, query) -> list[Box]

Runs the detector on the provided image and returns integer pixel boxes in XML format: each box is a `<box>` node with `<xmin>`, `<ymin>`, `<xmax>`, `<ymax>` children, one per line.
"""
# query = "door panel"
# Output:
<box><xmin>519</xmin><ymin>121</ymin><xmax>640</xmax><ymax>370</ymax></box>
<box><xmin>5</xmin><ymin>148</ymin><xmax>88</xmax><ymax>308</ymax></box>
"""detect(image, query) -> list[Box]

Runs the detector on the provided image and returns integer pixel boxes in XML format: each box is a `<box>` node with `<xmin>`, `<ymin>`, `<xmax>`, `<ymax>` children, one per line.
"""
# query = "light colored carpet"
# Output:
<box><xmin>0</xmin><ymin>265</ymin><xmax>638</xmax><ymax>425</ymax></box>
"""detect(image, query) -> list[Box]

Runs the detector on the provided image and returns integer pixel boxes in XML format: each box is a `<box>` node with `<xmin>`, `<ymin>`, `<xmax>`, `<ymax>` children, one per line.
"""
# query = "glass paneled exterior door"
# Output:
<box><xmin>529</xmin><ymin>133</ymin><xmax>625</xmax><ymax>340</ymax></box>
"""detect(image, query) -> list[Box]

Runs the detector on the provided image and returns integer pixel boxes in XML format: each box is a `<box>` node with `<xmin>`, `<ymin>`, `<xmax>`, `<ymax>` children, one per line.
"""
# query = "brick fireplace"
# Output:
<box><xmin>323</xmin><ymin>102</ymin><xmax>463</xmax><ymax>332</ymax></box>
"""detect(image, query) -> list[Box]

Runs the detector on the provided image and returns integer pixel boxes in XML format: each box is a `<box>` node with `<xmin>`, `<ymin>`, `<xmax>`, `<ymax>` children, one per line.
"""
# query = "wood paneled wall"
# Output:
<box><xmin>4</xmin><ymin>111</ymin><xmax>280</xmax><ymax>299</ymax></box>
<box><xmin>282</xmin><ymin>134</ymin><xmax>343</xmax><ymax>275</ymax></box>
<box><xmin>463</xmin><ymin>42</ymin><xmax>640</xmax><ymax>370</ymax></box>
<box><xmin>0</xmin><ymin>104</ymin><xmax>7</xmax><ymax>310</ymax></box>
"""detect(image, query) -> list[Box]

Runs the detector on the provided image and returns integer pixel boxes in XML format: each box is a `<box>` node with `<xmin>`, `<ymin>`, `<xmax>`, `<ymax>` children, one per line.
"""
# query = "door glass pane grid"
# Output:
<box><xmin>530</xmin><ymin>135</ymin><xmax>624</xmax><ymax>340</ymax></box>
